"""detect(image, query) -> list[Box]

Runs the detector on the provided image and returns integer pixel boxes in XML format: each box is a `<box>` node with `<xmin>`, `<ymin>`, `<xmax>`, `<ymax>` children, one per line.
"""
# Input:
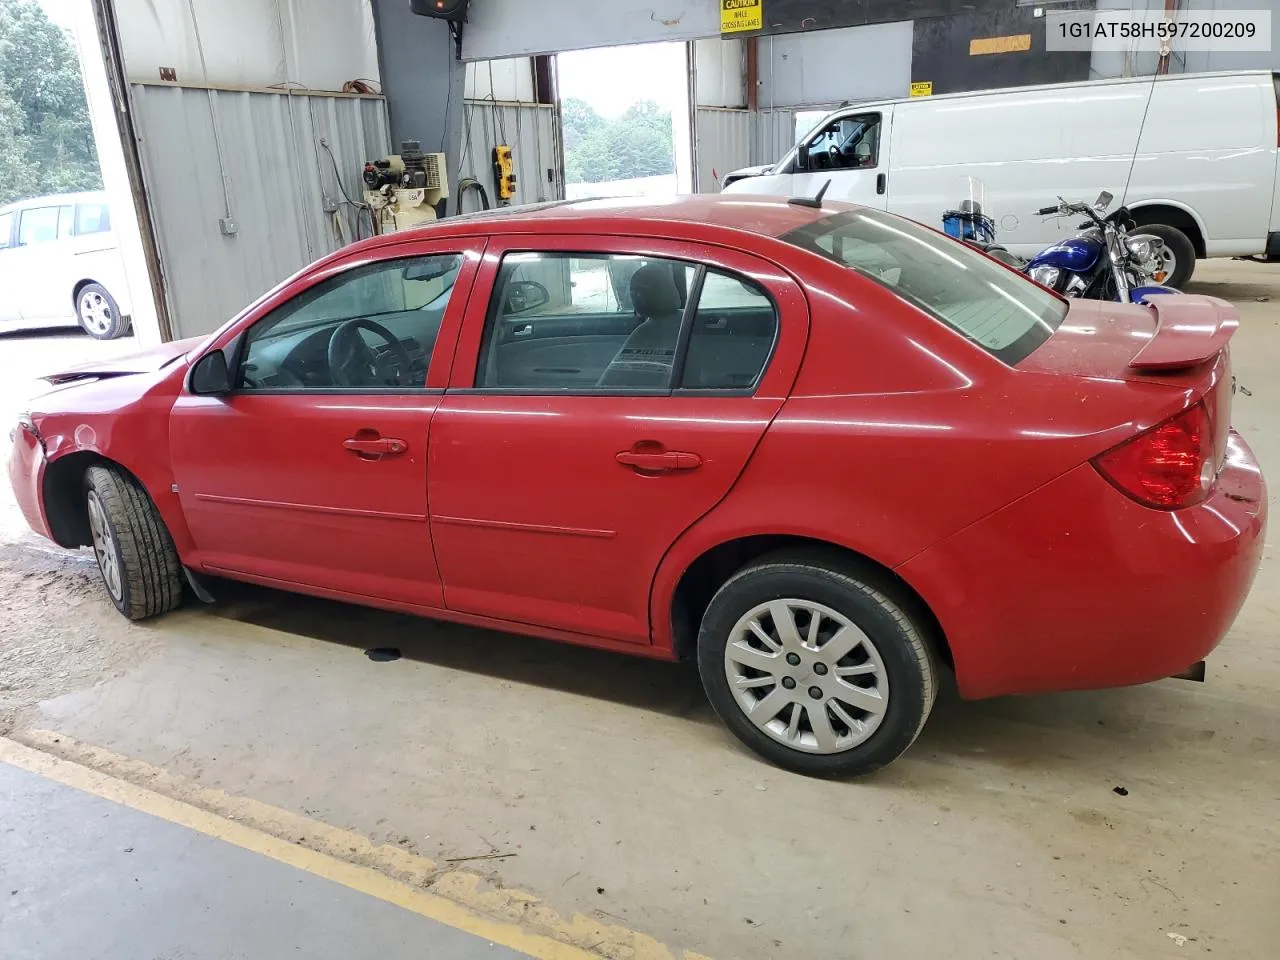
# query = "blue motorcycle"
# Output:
<box><xmin>943</xmin><ymin>183</ymin><xmax>1178</xmax><ymax>305</ymax></box>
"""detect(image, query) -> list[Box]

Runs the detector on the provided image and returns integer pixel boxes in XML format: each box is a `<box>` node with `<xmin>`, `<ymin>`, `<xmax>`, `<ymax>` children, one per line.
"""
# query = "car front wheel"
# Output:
<box><xmin>697</xmin><ymin>554</ymin><xmax>938</xmax><ymax>777</ymax></box>
<box><xmin>85</xmin><ymin>465</ymin><xmax>184</xmax><ymax>620</ymax></box>
<box><xmin>76</xmin><ymin>283</ymin><xmax>131</xmax><ymax>340</ymax></box>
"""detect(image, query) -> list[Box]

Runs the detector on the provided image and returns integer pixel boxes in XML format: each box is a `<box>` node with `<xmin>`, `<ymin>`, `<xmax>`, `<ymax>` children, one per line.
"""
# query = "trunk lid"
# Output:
<box><xmin>1020</xmin><ymin>295</ymin><xmax>1238</xmax><ymax>472</ymax></box>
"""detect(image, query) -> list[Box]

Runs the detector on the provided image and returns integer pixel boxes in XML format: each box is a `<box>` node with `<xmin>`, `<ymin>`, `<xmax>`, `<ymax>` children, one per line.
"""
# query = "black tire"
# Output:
<box><xmin>84</xmin><ymin>465</ymin><xmax>183</xmax><ymax>620</ymax></box>
<box><xmin>1137</xmin><ymin>223</ymin><xmax>1196</xmax><ymax>288</ymax></box>
<box><xmin>697</xmin><ymin>553</ymin><xmax>938</xmax><ymax>778</ymax></box>
<box><xmin>75</xmin><ymin>282</ymin><xmax>131</xmax><ymax>340</ymax></box>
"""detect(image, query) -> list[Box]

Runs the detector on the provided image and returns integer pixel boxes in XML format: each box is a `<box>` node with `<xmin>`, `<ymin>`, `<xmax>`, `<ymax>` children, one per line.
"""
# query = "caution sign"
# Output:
<box><xmin>721</xmin><ymin>0</ymin><xmax>762</xmax><ymax>34</ymax></box>
<box><xmin>909</xmin><ymin>81</ymin><xmax>933</xmax><ymax>97</ymax></box>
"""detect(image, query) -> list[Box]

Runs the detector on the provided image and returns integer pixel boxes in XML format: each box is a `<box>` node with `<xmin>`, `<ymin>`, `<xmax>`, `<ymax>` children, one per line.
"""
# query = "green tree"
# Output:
<box><xmin>563</xmin><ymin>99</ymin><xmax>674</xmax><ymax>185</ymax></box>
<box><xmin>0</xmin><ymin>0</ymin><xmax>100</xmax><ymax>205</ymax></box>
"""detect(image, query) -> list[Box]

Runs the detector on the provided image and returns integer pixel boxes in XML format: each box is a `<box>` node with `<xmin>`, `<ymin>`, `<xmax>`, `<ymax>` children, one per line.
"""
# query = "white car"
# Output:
<box><xmin>0</xmin><ymin>191</ymin><xmax>133</xmax><ymax>339</ymax></box>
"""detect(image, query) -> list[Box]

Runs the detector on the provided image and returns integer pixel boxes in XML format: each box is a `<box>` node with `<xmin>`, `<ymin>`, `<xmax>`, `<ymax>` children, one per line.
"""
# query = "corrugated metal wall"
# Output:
<box><xmin>131</xmin><ymin>84</ymin><xmax>390</xmax><ymax>338</ymax></box>
<box><xmin>754</xmin><ymin>109</ymin><xmax>801</xmax><ymax>167</ymax></box>
<box><xmin>694</xmin><ymin>108</ymin><xmax>750</xmax><ymax>192</ymax></box>
<box><xmin>457</xmin><ymin>100</ymin><xmax>562</xmax><ymax>212</ymax></box>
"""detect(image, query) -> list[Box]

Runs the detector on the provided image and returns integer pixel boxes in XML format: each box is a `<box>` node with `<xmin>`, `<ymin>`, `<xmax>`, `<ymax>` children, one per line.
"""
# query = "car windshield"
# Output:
<box><xmin>782</xmin><ymin>209</ymin><xmax>1066</xmax><ymax>365</ymax></box>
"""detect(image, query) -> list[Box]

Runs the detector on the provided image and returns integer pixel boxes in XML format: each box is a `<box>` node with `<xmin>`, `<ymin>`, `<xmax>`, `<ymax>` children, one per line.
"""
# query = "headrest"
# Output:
<box><xmin>629</xmin><ymin>263</ymin><xmax>682</xmax><ymax>319</ymax></box>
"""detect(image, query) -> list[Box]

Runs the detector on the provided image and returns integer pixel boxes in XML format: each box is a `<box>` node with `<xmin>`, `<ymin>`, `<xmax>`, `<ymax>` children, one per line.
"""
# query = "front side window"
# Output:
<box><xmin>0</xmin><ymin>212</ymin><xmax>13</xmax><ymax>249</ymax></box>
<box><xmin>783</xmin><ymin>209</ymin><xmax>1065</xmax><ymax>365</ymax></box>
<box><xmin>476</xmin><ymin>252</ymin><xmax>695</xmax><ymax>391</ymax></box>
<box><xmin>18</xmin><ymin>207</ymin><xmax>60</xmax><ymax>245</ymax></box>
<box><xmin>805</xmin><ymin>114</ymin><xmax>881</xmax><ymax>171</ymax></box>
<box><xmin>237</xmin><ymin>254</ymin><xmax>462</xmax><ymax>391</ymax></box>
<box><xmin>76</xmin><ymin>203</ymin><xmax>110</xmax><ymax>235</ymax></box>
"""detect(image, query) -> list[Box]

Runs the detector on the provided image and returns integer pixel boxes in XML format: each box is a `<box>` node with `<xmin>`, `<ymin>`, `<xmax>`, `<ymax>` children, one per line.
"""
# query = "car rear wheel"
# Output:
<box><xmin>85</xmin><ymin>465</ymin><xmax>183</xmax><ymax>620</ymax></box>
<box><xmin>76</xmin><ymin>283</ymin><xmax>131</xmax><ymax>340</ymax></box>
<box><xmin>697</xmin><ymin>554</ymin><xmax>938</xmax><ymax>777</ymax></box>
<box><xmin>1137</xmin><ymin>224</ymin><xmax>1196</xmax><ymax>288</ymax></box>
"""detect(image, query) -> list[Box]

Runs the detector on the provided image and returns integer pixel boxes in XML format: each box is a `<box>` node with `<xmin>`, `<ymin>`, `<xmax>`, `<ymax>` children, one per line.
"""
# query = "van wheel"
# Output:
<box><xmin>697</xmin><ymin>554</ymin><xmax>938</xmax><ymax>778</ymax></box>
<box><xmin>85</xmin><ymin>465</ymin><xmax>183</xmax><ymax>620</ymax></box>
<box><xmin>76</xmin><ymin>283</ymin><xmax>131</xmax><ymax>339</ymax></box>
<box><xmin>1139</xmin><ymin>224</ymin><xmax>1196</xmax><ymax>288</ymax></box>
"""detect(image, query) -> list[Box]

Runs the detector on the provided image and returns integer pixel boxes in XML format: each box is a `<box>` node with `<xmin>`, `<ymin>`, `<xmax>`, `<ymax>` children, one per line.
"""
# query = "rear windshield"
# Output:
<box><xmin>782</xmin><ymin>209</ymin><xmax>1066</xmax><ymax>365</ymax></box>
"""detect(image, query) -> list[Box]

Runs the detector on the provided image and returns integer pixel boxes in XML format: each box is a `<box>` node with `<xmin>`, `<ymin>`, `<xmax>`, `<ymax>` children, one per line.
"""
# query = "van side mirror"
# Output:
<box><xmin>796</xmin><ymin>143</ymin><xmax>810</xmax><ymax>172</ymax></box>
<box><xmin>190</xmin><ymin>349</ymin><xmax>232</xmax><ymax>396</ymax></box>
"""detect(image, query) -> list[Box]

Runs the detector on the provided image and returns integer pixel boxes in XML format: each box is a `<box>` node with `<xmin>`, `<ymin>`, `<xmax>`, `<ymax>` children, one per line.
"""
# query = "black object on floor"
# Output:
<box><xmin>365</xmin><ymin>648</ymin><xmax>402</xmax><ymax>662</ymax></box>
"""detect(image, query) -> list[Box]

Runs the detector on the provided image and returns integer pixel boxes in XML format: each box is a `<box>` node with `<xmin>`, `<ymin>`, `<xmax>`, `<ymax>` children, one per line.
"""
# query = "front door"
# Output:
<box><xmin>169</xmin><ymin>240</ymin><xmax>482</xmax><ymax>608</ymax></box>
<box><xmin>428</xmin><ymin>235</ymin><xmax>807</xmax><ymax>643</ymax></box>
<box><xmin>791</xmin><ymin>109</ymin><xmax>892</xmax><ymax>209</ymax></box>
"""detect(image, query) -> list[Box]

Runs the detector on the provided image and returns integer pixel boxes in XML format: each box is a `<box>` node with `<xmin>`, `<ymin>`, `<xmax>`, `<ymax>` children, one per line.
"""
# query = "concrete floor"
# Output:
<box><xmin>1</xmin><ymin>261</ymin><xmax>1278</xmax><ymax>959</ymax></box>
<box><xmin>0</xmin><ymin>762</ymin><xmax>523</xmax><ymax>959</ymax></box>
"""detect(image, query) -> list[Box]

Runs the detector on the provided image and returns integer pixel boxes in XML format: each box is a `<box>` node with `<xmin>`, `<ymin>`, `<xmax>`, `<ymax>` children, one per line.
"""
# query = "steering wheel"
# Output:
<box><xmin>327</xmin><ymin>318</ymin><xmax>414</xmax><ymax>387</ymax></box>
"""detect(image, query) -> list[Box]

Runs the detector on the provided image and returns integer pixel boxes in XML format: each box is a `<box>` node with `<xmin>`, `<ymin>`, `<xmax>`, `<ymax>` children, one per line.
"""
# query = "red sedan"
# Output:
<box><xmin>8</xmin><ymin>196</ymin><xmax>1266</xmax><ymax>776</ymax></box>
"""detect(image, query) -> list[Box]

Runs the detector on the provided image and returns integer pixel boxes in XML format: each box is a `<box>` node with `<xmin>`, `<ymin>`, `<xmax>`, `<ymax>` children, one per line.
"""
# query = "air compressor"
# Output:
<box><xmin>361</xmin><ymin>140</ymin><xmax>450</xmax><ymax>233</ymax></box>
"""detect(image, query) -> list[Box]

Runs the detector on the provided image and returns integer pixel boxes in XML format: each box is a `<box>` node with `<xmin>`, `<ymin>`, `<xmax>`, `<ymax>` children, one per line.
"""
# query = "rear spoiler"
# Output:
<box><xmin>1129</xmin><ymin>295</ymin><xmax>1239</xmax><ymax>371</ymax></box>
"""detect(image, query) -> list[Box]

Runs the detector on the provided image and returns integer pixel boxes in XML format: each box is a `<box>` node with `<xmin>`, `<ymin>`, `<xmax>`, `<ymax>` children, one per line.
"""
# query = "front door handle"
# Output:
<box><xmin>343</xmin><ymin>436</ymin><xmax>408</xmax><ymax>457</ymax></box>
<box><xmin>616</xmin><ymin>449</ymin><xmax>702</xmax><ymax>472</ymax></box>
<box><xmin>876</xmin><ymin>172</ymin><xmax>886</xmax><ymax>195</ymax></box>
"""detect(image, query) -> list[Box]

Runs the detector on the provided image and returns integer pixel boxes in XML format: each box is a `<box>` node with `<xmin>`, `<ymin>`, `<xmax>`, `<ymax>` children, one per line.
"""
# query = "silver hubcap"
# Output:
<box><xmin>87</xmin><ymin>491</ymin><xmax>123</xmax><ymax>601</ymax></box>
<box><xmin>723</xmin><ymin>599</ymin><xmax>889</xmax><ymax>755</ymax></box>
<box><xmin>79</xmin><ymin>291</ymin><xmax>113</xmax><ymax>335</ymax></box>
<box><xmin>1151</xmin><ymin>245</ymin><xmax>1176</xmax><ymax>285</ymax></box>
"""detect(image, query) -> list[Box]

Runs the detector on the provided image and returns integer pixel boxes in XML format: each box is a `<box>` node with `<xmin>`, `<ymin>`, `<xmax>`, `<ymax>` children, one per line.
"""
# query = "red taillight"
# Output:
<box><xmin>1093</xmin><ymin>403</ymin><xmax>1214</xmax><ymax>510</ymax></box>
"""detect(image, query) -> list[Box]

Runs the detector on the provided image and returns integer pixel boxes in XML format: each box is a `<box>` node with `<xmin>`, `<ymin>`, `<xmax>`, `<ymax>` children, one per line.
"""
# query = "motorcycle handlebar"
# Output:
<box><xmin>1036</xmin><ymin>206</ymin><xmax>1060</xmax><ymax>216</ymax></box>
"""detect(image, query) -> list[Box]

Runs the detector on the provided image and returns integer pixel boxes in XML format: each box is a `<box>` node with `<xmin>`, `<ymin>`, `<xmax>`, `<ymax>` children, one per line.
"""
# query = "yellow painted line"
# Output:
<box><xmin>0</xmin><ymin>735</ymin><xmax>697</xmax><ymax>960</ymax></box>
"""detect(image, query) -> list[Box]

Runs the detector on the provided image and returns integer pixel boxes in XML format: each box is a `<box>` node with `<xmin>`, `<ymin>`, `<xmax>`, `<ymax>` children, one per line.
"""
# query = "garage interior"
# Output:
<box><xmin>1</xmin><ymin>1</ymin><xmax>1279</xmax><ymax>958</ymax></box>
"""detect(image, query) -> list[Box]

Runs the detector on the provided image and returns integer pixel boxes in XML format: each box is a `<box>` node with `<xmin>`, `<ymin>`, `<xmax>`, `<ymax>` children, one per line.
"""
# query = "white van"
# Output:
<box><xmin>0</xmin><ymin>191</ymin><xmax>133</xmax><ymax>339</ymax></box>
<box><xmin>723</xmin><ymin>70</ymin><xmax>1280</xmax><ymax>287</ymax></box>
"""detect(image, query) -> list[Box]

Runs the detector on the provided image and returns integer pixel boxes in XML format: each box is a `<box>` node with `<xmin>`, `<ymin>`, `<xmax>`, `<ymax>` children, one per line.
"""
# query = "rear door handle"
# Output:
<box><xmin>616</xmin><ymin>450</ymin><xmax>702</xmax><ymax>472</ymax></box>
<box><xmin>343</xmin><ymin>436</ymin><xmax>408</xmax><ymax>457</ymax></box>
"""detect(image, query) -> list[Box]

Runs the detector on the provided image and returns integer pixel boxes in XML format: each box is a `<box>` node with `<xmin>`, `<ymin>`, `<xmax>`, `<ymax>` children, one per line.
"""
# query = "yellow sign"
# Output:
<box><xmin>910</xmin><ymin>81</ymin><xmax>933</xmax><ymax>97</ymax></box>
<box><xmin>969</xmin><ymin>34</ymin><xmax>1032</xmax><ymax>56</ymax></box>
<box><xmin>721</xmin><ymin>0</ymin><xmax>762</xmax><ymax>34</ymax></box>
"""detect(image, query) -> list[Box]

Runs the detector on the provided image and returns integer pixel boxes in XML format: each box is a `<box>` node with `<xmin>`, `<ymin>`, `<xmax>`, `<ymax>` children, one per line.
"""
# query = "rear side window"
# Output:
<box><xmin>0</xmin><ymin>212</ymin><xmax>12</xmax><ymax>249</ymax></box>
<box><xmin>682</xmin><ymin>270</ymin><xmax>778</xmax><ymax>390</ymax></box>
<box><xmin>783</xmin><ymin>209</ymin><xmax>1065</xmax><ymax>365</ymax></box>
<box><xmin>18</xmin><ymin>207</ymin><xmax>60</xmax><ymax>245</ymax></box>
<box><xmin>474</xmin><ymin>253</ymin><xmax>777</xmax><ymax>393</ymax></box>
<box><xmin>76</xmin><ymin>203</ymin><xmax>111</xmax><ymax>235</ymax></box>
<box><xmin>56</xmin><ymin>205</ymin><xmax>75</xmax><ymax>239</ymax></box>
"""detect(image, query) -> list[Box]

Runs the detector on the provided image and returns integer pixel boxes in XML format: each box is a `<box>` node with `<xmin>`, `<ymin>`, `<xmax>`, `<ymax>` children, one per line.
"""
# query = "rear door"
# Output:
<box><xmin>0</xmin><ymin>211</ymin><xmax>18</xmax><ymax>323</ymax></box>
<box><xmin>428</xmin><ymin>234</ymin><xmax>808</xmax><ymax>643</ymax></box>
<box><xmin>10</xmin><ymin>205</ymin><xmax>71</xmax><ymax>321</ymax></box>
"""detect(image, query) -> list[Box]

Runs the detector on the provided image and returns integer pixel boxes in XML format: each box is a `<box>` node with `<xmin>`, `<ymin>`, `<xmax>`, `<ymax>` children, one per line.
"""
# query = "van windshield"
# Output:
<box><xmin>782</xmin><ymin>209</ymin><xmax>1066</xmax><ymax>365</ymax></box>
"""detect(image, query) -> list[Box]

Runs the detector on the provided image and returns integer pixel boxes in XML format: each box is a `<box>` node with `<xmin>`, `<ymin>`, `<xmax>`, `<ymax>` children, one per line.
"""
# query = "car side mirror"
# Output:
<box><xmin>796</xmin><ymin>143</ymin><xmax>810</xmax><ymax>172</ymax></box>
<box><xmin>504</xmin><ymin>280</ymin><xmax>549</xmax><ymax>315</ymax></box>
<box><xmin>190</xmin><ymin>349</ymin><xmax>232</xmax><ymax>396</ymax></box>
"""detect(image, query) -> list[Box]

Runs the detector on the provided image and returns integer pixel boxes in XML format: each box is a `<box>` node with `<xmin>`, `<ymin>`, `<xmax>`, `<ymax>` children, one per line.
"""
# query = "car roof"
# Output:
<box><xmin>0</xmin><ymin>190</ymin><xmax>108</xmax><ymax>214</ymax></box>
<box><xmin>367</xmin><ymin>194</ymin><xmax>845</xmax><ymax>248</ymax></box>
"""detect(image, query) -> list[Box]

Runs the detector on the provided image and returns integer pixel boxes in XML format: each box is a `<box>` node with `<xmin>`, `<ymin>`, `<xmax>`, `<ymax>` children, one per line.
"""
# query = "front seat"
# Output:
<box><xmin>596</xmin><ymin>263</ymin><xmax>685</xmax><ymax>388</ymax></box>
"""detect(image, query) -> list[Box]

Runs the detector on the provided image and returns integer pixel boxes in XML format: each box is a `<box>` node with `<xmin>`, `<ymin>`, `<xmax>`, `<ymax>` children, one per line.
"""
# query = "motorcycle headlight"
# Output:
<box><xmin>1125</xmin><ymin>236</ymin><xmax>1159</xmax><ymax>261</ymax></box>
<box><xmin>1028</xmin><ymin>265</ymin><xmax>1061</xmax><ymax>288</ymax></box>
